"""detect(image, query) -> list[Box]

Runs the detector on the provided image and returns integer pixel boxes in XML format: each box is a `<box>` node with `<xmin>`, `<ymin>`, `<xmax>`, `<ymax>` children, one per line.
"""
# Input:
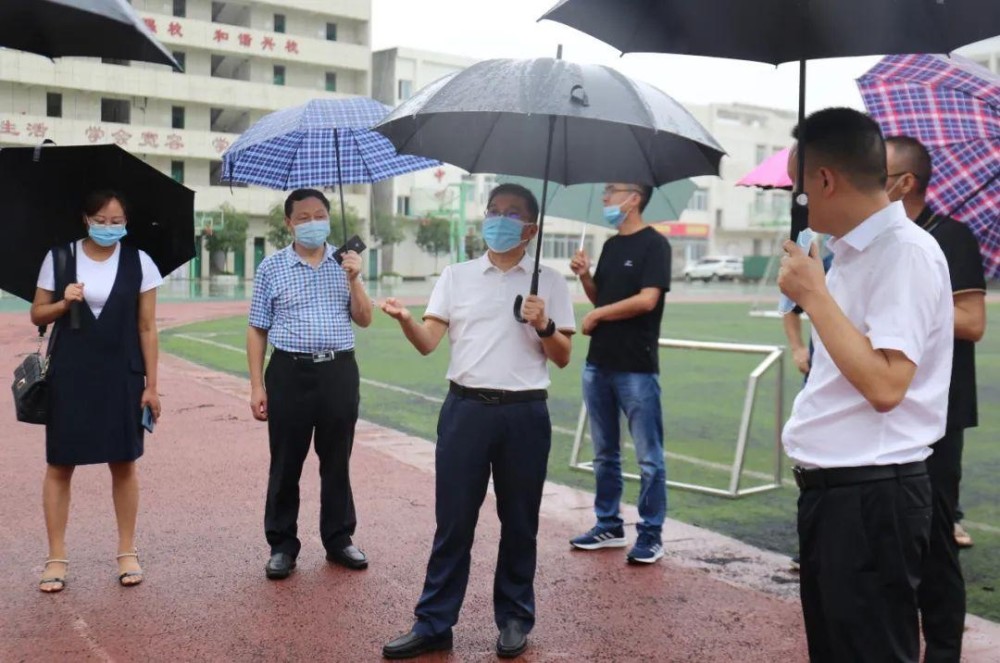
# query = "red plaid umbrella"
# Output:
<box><xmin>858</xmin><ymin>53</ymin><xmax>1000</xmax><ymax>280</ymax></box>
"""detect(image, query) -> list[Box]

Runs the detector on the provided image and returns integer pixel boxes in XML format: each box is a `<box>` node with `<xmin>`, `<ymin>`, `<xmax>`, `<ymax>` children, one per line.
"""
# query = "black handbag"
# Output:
<box><xmin>11</xmin><ymin>244</ymin><xmax>73</xmax><ymax>425</ymax></box>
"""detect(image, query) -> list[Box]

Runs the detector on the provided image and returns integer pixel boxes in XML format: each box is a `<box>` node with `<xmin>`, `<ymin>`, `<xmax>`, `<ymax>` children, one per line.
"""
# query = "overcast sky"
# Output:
<box><xmin>371</xmin><ymin>0</ymin><xmax>885</xmax><ymax>113</ymax></box>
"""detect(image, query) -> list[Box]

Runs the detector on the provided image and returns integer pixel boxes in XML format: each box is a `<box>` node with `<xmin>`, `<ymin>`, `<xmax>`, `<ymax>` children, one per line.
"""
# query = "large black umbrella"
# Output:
<box><xmin>0</xmin><ymin>144</ymin><xmax>195</xmax><ymax>302</ymax></box>
<box><xmin>0</xmin><ymin>0</ymin><xmax>181</xmax><ymax>70</ymax></box>
<box><xmin>541</xmin><ymin>0</ymin><xmax>1000</xmax><ymax>237</ymax></box>
<box><xmin>375</xmin><ymin>55</ymin><xmax>724</xmax><ymax>320</ymax></box>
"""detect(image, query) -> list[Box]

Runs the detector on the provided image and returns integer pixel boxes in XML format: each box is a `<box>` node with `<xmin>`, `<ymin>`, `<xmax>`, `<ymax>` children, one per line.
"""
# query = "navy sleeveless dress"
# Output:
<box><xmin>46</xmin><ymin>243</ymin><xmax>146</xmax><ymax>466</ymax></box>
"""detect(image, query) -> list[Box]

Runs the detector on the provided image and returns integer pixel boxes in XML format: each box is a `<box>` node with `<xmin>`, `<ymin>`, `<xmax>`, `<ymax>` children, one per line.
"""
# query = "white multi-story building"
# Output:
<box><xmin>681</xmin><ymin>103</ymin><xmax>798</xmax><ymax>261</ymax></box>
<box><xmin>960</xmin><ymin>36</ymin><xmax>1000</xmax><ymax>73</ymax></box>
<box><xmin>0</xmin><ymin>0</ymin><xmax>372</xmax><ymax>281</ymax></box>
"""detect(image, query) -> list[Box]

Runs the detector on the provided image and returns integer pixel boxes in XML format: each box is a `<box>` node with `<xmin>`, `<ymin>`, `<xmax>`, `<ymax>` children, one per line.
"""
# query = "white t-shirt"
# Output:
<box><xmin>425</xmin><ymin>252</ymin><xmax>576</xmax><ymax>391</ymax></box>
<box><xmin>37</xmin><ymin>240</ymin><xmax>164</xmax><ymax>318</ymax></box>
<box><xmin>782</xmin><ymin>202</ymin><xmax>954</xmax><ymax>469</ymax></box>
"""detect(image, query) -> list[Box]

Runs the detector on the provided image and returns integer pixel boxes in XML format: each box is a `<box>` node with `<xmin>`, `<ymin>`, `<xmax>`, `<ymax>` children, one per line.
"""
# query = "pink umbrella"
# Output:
<box><xmin>737</xmin><ymin>147</ymin><xmax>793</xmax><ymax>190</ymax></box>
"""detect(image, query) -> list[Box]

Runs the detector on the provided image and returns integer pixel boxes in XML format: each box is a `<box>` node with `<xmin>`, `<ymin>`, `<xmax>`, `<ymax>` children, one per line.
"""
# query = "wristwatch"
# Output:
<box><xmin>536</xmin><ymin>318</ymin><xmax>556</xmax><ymax>338</ymax></box>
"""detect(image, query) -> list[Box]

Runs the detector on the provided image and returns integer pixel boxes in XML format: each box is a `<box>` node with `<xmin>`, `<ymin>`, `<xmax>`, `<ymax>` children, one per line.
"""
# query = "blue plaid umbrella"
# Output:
<box><xmin>859</xmin><ymin>54</ymin><xmax>1000</xmax><ymax>280</ymax></box>
<box><xmin>222</xmin><ymin>97</ymin><xmax>438</xmax><ymax>242</ymax></box>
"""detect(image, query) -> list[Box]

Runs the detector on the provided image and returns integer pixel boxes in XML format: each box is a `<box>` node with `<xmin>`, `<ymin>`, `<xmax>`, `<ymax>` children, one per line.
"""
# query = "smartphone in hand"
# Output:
<box><xmin>142</xmin><ymin>404</ymin><xmax>155</xmax><ymax>433</ymax></box>
<box><xmin>333</xmin><ymin>234</ymin><xmax>367</xmax><ymax>264</ymax></box>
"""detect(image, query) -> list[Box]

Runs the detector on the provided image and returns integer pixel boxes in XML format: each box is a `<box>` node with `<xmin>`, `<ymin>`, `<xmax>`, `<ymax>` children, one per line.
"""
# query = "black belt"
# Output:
<box><xmin>792</xmin><ymin>461</ymin><xmax>927</xmax><ymax>491</ymax></box>
<box><xmin>449</xmin><ymin>382</ymin><xmax>547</xmax><ymax>405</ymax></box>
<box><xmin>273</xmin><ymin>348</ymin><xmax>354</xmax><ymax>363</ymax></box>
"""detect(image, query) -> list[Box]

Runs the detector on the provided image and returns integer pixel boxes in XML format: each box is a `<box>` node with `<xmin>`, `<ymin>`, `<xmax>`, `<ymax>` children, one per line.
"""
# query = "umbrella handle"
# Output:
<box><xmin>69</xmin><ymin>302</ymin><xmax>81</xmax><ymax>330</ymax></box>
<box><xmin>513</xmin><ymin>295</ymin><xmax>527</xmax><ymax>323</ymax></box>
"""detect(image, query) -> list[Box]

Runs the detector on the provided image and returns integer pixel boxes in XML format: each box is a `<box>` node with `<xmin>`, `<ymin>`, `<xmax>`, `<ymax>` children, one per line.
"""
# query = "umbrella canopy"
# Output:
<box><xmin>376</xmin><ymin>57</ymin><xmax>724</xmax><ymax>187</ymax></box>
<box><xmin>540</xmin><ymin>0</ymin><xmax>1000</xmax><ymax>66</ymax></box>
<box><xmin>222</xmin><ymin>97</ymin><xmax>438</xmax><ymax>190</ymax></box>
<box><xmin>859</xmin><ymin>53</ymin><xmax>1000</xmax><ymax>279</ymax></box>
<box><xmin>376</xmin><ymin>56</ymin><xmax>723</xmax><ymax>320</ymax></box>
<box><xmin>737</xmin><ymin>148</ymin><xmax>793</xmax><ymax>191</ymax></box>
<box><xmin>497</xmin><ymin>175</ymin><xmax>697</xmax><ymax>224</ymax></box>
<box><xmin>541</xmin><ymin>0</ymin><xmax>1000</xmax><ymax>237</ymax></box>
<box><xmin>0</xmin><ymin>144</ymin><xmax>195</xmax><ymax>302</ymax></box>
<box><xmin>223</xmin><ymin>97</ymin><xmax>439</xmax><ymax>244</ymax></box>
<box><xmin>0</xmin><ymin>0</ymin><xmax>181</xmax><ymax>70</ymax></box>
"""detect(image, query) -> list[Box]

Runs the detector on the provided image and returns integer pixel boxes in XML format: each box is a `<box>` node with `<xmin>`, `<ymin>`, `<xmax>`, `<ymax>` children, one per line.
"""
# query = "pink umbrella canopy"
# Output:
<box><xmin>737</xmin><ymin>147</ymin><xmax>793</xmax><ymax>190</ymax></box>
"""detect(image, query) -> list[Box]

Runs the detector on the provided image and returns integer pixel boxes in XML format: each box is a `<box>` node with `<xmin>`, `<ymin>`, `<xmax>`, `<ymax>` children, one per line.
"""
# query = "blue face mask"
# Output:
<box><xmin>293</xmin><ymin>219</ymin><xmax>330</xmax><ymax>249</ymax></box>
<box><xmin>482</xmin><ymin>216</ymin><xmax>527</xmax><ymax>253</ymax></box>
<box><xmin>602</xmin><ymin>205</ymin><xmax>626</xmax><ymax>228</ymax></box>
<box><xmin>88</xmin><ymin>223</ymin><xmax>128</xmax><ymax>247</ymax></box>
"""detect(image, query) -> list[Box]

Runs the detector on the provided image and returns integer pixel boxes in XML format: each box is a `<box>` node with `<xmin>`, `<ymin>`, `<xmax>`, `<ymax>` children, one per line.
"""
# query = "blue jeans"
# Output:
<box><xmin>582</xmin><ymin>363</ymin><xmax>666</xmax><ymax>538</ymax></box>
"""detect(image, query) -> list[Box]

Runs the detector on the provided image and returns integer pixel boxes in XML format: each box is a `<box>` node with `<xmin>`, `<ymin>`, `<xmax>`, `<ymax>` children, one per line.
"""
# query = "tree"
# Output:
<box><xmin>370</xmin><ymin>210</ymin><xmax>406</xmax><ymax>248</ymax></box>
<box><xmin>264</xmin><ymin>201</ymin><xmax>362</xmax><ymax>249</ymax></box>
<box><xmin>416</xmin><ymin>216</ymin><xmax>452</xmax><ymax>272</ymax></box>
<box><xmin>204</xmin><ymin>204</ymin><xmax>248</xmax><ymax>274</ymax></box>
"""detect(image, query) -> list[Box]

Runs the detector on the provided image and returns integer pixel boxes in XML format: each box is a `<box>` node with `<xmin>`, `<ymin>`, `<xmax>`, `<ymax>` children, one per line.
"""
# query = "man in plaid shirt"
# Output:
<box><xmin>247</xmin><ymin>188</ymin><xmax>373</xmax><ymax>580</ymax></box>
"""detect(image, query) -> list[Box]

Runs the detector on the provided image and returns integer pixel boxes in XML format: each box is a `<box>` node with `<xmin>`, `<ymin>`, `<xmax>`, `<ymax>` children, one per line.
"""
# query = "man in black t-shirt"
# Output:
<box><xmin>568</xmin><ymin>182</ymin><xmax>671</xmax><ymax>564</ymax></box>
<box><xmin>886</xmin><ymin>136</ymin><xmax>988</xmax><ymax>662</ymax></box>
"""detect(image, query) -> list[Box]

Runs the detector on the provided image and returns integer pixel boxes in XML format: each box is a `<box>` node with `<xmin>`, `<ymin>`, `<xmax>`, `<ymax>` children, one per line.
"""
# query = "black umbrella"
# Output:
<box><xmin>375</xmin><ymin>54</ymin><xmax>724</xmax><ymax>321</ymax></box>
<box><xmin>0</xmin><ymin>0</ymin><xmax>182</xmax><ymax>70</ymax></box>
<box><xmin>0</xmin><ymin>144</ymin><xmax>195</xmax><ymax>302</ymax></box>
<box><xmin>541</xmin><ymin>0</ymin><xmax>1000</xmax><ymax>237</ymax></box>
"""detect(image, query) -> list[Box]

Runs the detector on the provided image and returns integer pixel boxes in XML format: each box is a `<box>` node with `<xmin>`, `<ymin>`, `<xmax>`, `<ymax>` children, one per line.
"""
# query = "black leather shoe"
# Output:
<box><xmin>496</xmin><ymin>621</ymin><xmax>528</xmax><ymax>658</ymax></box>
<box><xmin>326</xmin><ymin>544</ymin><xmax>368</xmax><ymax>570</ymax></box>
<box><xmin>265</xmin><ymin>552</ymin><xmax>295</xmax><ymax>580</ymax></box>
<box><xmin>382</xmin><ymin>629</ymin><xmax>453</xmax><ymax>659</ymax></box>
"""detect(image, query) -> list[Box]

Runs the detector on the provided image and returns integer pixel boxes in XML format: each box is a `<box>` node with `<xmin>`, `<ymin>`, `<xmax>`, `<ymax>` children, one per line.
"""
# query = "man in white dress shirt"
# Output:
<box><xmin>778</xmin><ymin>108</ymin><xmax>953</xmax><ymax>663</ymax></box>
<box><xmin>380</xmin><ymin>184</ymin><xmax>575</xmax><ymax>660</ymax></box>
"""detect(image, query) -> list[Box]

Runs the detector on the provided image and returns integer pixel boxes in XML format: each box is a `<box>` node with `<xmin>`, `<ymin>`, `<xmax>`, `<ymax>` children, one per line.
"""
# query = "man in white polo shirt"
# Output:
<box><xmin>778</xmin><ymin>108</ymin><xmax>953</xmax><ymax>663</ymax></box>
<box><xmin>380</xmin><ymin>183</ymin><xmax>575</xmax><ymax>660</ymax></box>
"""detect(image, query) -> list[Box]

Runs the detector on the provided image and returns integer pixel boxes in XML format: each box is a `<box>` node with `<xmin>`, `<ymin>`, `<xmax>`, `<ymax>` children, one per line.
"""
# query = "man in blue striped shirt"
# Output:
<box><xmin>247</xmin><ymin>188</ymin><xmax>373</xmax><ymax>580</ymax></box>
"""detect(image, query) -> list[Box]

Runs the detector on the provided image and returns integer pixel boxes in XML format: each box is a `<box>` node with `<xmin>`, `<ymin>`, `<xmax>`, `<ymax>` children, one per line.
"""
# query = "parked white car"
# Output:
<box><xmin>683</xmin><ymin>256</ymin><xmax>744</xmax><ymax>282</ymax></box>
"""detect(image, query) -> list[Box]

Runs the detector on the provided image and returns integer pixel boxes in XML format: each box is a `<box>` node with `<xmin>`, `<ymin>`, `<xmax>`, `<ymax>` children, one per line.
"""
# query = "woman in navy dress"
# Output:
<box><xmin>29</xmin><ymin>190</ymin><xmax>163</xmax><ymax>592</ymax></box>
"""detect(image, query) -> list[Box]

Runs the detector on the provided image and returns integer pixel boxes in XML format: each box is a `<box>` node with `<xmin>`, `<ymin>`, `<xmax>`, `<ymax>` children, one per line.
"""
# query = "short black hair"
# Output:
<box><xmin>285</xmin><ymin>188</ymin><xmax>331</xmax><ymax>218</ymax></box>
<box><xmin>83</xmin><ymin>190</ymin><xmax>128</xmax><ymax>217</ymax></box>
<box><xmin>885</xmin><ymin>135</ymin><xmax>933</xmax><ymax>194</ymax></box>
<box><xmin>487</xmin><ymin>183</ymin><xmax>539</xmax><ymax>223</ymax></box>
<box><xmin>792</xmin><ymin>107</ymin><xmax>887</xmax><ymax>192</ymax></box>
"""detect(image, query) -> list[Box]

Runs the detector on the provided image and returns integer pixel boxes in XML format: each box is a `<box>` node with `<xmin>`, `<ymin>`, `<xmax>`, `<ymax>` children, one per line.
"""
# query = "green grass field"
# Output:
<box><xmin>161</xmin><ymin>302</ymin><xmax>1000</xmax><ymax>621</ymax></box>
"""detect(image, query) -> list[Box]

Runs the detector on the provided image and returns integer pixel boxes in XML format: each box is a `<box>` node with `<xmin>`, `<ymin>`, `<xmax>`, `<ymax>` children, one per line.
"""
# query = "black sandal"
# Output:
<box><xmin>39</xmin><ymin>559</ymin><xmax>69</xmax><ymax>593</ymax></box>
<box><xmin>116</xmin><ymin>551</ymin><xmax>143</xmax><ymax>587</ymax></box>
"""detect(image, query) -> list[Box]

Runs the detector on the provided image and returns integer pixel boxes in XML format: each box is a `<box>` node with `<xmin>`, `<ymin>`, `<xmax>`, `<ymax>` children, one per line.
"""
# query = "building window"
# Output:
<box><xmin>326</xmin><ymin>22</ymin><xmax>338</xmax><ymax>41</ymax></box>
<box><xmin>398</xmin><ymin>79</ymin><xmax>413</xmax><ymax>100</ymax></box>
<box><xmin>273</xmin><ymin>13</ymin><xmax>285</xmax><ymax>33</ymax></box>
<box><xmin>173</xmin><ymin>0</ymin><xmax>186</xmax><ymax>17</ymax></box>
<box><xmin>325</xmin><ymin>72</ymin><xmax>337</xmax><ymax>92</ymax></box>
<box><xmin>273</xmin><ymin>65</ymin><xmax>285</xmax><ymax>86</ymax></box>
<box><xmin>754</xmin><ymin>191</ymin><xmax>768</xmax><ymax>214</ymax></box>
<box><xmin>46</xmin><ymin>92</ymin><xmax>62</xmax><ymax>118</ymax></box>
<box><xmin>101</xmin><ymin>57</ymin><xmax>129</xmax><ymax>66</ymax></box>
<box><xmin>396</xmin><ymin>195</ymin><xmax>411</xmax><ymax>216</ymax></box>
<box><xmin>101</xmin><ymin>98</ymin><xmax>131</xmax><ymax>124</ymax></box>
<box><xmin>755</xmin><ymin>144</ymin><xmax>768</xmax><ymax>164</ymax></box>
<box><xmin>715</xmin><ymin>209</ymin><xmax>723</xmax><ymax>229</ymax></box>
<box><xmin>171</xmin><ymin>160</ymin><xmax>185</xmax><ymax>184</ymax></box>
<box><xmin>172</xmin><ymin>51</ymin><xmax>186</xmax><ymax>72</ymax></box>
<box><xmin>689</xmin><ymin>187</ymin><xmax>709</xmax><ymax>211</ymax></box>
<box><xmin>172</xmin><ymin>106</ymin><xmax>185</xmax><ymax>130</ymax></box>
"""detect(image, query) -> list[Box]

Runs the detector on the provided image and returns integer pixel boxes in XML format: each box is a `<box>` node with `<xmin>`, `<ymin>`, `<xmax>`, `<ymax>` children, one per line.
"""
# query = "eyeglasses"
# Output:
<box><xmin>603</xmin><ymin>186</ymin><xmax>642</xmax><ymax>197</ymax></box>
<box><xmin>88</xmin><ymin>216</ymin><xmax>126</xmax><ymax>226</ymax></box>
<box><xmin>484</xmin><ymin>209</ymin><xmax>525</xmax><ymax>221</ymax></box>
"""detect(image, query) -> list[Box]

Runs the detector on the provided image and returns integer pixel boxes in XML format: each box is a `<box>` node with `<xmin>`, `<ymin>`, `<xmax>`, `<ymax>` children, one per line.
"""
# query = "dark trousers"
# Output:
<box><xmin>798</xmin><ymin>470</ymin><xmax>932</xmax><ymax>662</ymax></box>
<box><xmin>264</xmin><ymin>351</ymin><xmax>360</xmax><ymax>558</ymax></box>
<box><xmin>413</xmin><ymin>393</ymin><xmax>551</xmax><ymax>637</ymax></box>
<box><xmin>919</xmin><ymin>429</ymin><xmax>966</xmax><ymax>662</ymax></box>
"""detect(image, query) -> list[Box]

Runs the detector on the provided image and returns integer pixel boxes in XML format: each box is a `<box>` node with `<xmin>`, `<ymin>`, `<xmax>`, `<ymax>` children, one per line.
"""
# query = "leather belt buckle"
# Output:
<box><xmin>311</xmin><ymin>351</ymin><xmax>334</xmax><ymax>363</ymax></box>
<box><xmin>477</xmin><ymin>391</ymin><xmax>501</xmax><ymax>405</ymax></box>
